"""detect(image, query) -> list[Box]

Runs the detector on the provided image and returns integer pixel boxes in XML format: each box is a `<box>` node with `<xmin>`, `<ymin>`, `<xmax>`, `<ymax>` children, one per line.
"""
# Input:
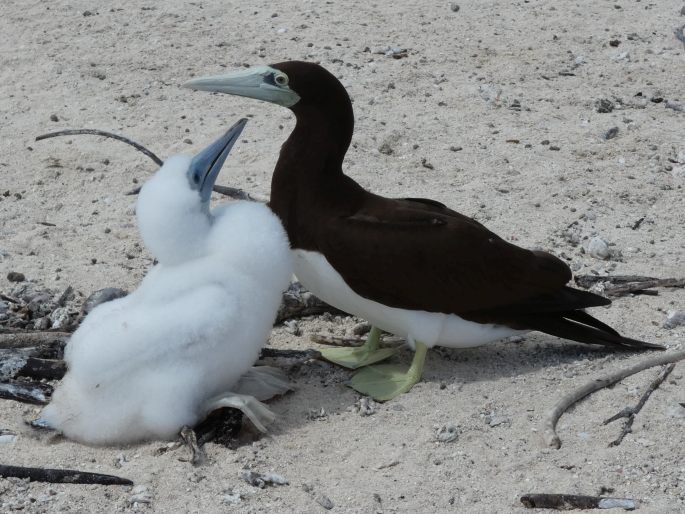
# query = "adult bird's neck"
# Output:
<box><xmin>270</xmin><ymin>101</ymin><xmax>355</xmax><ymax>237</ymax></box>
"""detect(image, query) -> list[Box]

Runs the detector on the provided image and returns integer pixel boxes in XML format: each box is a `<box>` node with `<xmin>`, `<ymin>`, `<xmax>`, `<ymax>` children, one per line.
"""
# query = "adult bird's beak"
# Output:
<box><xmin>188</xmin><ymin>118</ymin><xmax>247</xmax><ymax>202</ymax></box>
<box><xmin>183</xmin><ymin>65</ymin><xmax>300</xmax><ymax>108</ymax></box>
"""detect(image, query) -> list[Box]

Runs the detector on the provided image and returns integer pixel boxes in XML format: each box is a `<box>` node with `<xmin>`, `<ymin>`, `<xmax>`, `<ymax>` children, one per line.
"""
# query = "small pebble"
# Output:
<box><xmin>378</xmin><ymin>142</ymin><xmax>393</xmax><ymax>155</ymax></box>
<box><xmin>603</xmin><ymin>126</ymin><xmax>619</xmax><ymax>140</ymax></box>
<box><xmin>595</xmin><ymin>99</ymin><xmax>614</xmax><ymax>113</ymax></box>
<box><xmin>587</xmin><ymin>237</ymin><xmax>610</xmax><ymax>260</ymax></box>
<box><xmin>435</xmin><ymin>424</ymin><xmax>459</xmax><ymax>443</ymax></box>
<box><xmin>129</xmin><ymin>485</ymin><xmax>152</xmax><ymax>505</ymax></box>
<box><xmin>240</xmin><ymin>469</ymin><xmax>288</xmax><ymax>488</ymax></box>
<box><xmin>357</xmin><ymin>397</ymin><xmax>377</xmax><ymax>416</ymax></box>
<box><xmin>421</xmin><ymin>158</ymin><xmax>434</xmax><ymax>170</ymax></box>
<box><xmin>7</xmin><ymin>272</ymin><xmax>25</xmax><ymax>283</ymax></box>
<box><xmin>222</xmin><ymin>491</ymin><xmax>242</xmax><ymax>505</ymax></box>
<box><xmin>49</xmin><ymin>114</ymin><xmax>59</xmax><ymax>122</ymax></box>
<box><xmin>316</xmin><ymin>494</ymin><xmax>334</xmax><ymax>510</ymax></box>
<box><xmin>450</xmin><ymin>3</ymin><xmax>460</xmax><ymax>12</ymax></box>
<box><xmin>663</xmin><ymin>310</ymin><xmax>685</xmax><ymax>329</ymax></box>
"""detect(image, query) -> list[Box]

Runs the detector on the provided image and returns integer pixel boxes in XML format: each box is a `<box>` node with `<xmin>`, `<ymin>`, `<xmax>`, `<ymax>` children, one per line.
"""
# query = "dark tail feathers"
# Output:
<box><xmin>520</xmin><ymin>311</ymin><xmax>664</xmax><ymax>351</ymax></box>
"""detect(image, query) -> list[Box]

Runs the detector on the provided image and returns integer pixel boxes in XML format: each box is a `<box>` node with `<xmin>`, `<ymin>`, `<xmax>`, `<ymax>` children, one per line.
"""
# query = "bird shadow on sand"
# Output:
<box><xmin>259</xmin><ymin>334</ymin><xmax>658</xmax><ymax>435</ymax></box>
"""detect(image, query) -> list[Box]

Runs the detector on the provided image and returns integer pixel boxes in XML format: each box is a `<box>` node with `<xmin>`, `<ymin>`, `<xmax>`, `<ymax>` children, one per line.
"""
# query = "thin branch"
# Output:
<box><xmin>0</xmin><ymin>331</ymin><xmax>71</xmax><ymax>350</ymax></box>
<box><xmin>309</xmin><ymin>333</ymin><xmax>405</xmax><ymax>347</ymax></box>
<box><xmin>212</xmin><ymin>185</ymin><xmax>268</xmax><ymax>203</ymax></box>
<box><xmin>35</xmin><ymin>129</ymin><xmax>163</xmax><ymax>166</ymax></box>
<box><xmin>0</xmin><ymin>464</ymin><xmax>132</xmax><ymax>486</ymax></box>
<box><xmin>542</xmin><ymin>349</ymin><xmax>685</xmax><ymax>449</ymax></box>
<box><xmin>259</xmin><ymin>348</ymin><xmax>321</xmax><ymax>360</ymax></box>
<box><xmin>18</xmin><ymin>357</ymin><xmax>67</xmax><ymax>381</ymax></box>
<box><xmin>575</xmin><ymin>274</ymin><xmax>660</xmax><ymax>287</ymax></box>
<box><xmin>126</xmin><ymin>184</ymin><xmax>265</xmax><ymax>202</ymax></box>
<box><xmin>521</xmin><ymin>494</ymin><xmax>636</xmax><ymax>510</ymax></box>
<box><xmin>0</xmin><ymin>380</ymin><xmax>53</xmax><ymax>405</ymax></box>
<box><xmin>574</xmin><ymin>274</ymin><xmax>685</xmax><ymax>297</ymax></box>
<box><xmin>603</xmin><ymin>363</ymin><xmax>675</xmax><ymax>447</ymax></box>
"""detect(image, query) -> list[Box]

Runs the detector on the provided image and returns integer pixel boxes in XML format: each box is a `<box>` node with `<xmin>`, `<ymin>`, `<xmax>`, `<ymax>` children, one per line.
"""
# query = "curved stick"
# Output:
<box><xmin>542</xmin><ymin>348</ymin><xmax>685</xmax><ymax>449</ymax></box>
<box><xmin>0</xmin><ymin>464</ymin><xmax>132</xmax><ymax>486</ymax></box>
<box><xmin>35</xmin><ymin>129</ymin><xmax>163</xmax><ymax>166</ymax></box>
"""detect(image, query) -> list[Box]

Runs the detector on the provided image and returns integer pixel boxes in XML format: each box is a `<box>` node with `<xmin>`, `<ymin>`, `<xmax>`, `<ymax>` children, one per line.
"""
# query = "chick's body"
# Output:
<box><xmin>42</xmin><ymin>153</ymin><xmax>292</xmax><ymax>444</ymax></box>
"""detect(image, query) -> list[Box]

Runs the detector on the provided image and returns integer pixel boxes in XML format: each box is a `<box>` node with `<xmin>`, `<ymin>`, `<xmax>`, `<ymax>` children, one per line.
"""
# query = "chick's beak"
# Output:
<box><xmin>188</xmin><ymin>118</ymin><xmax>247</xmax><ymax>202</ymax></box>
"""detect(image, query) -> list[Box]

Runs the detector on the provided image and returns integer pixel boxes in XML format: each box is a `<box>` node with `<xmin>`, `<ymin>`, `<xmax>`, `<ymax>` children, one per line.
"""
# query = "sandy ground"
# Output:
<box><xmin>2</xmin><ymin>0</ymin><xmax>685</xmax><ymax>512</ymax></box>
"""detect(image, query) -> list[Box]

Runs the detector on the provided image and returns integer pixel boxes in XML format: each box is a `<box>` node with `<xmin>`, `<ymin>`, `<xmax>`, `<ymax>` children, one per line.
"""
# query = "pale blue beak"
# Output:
<box><xmin>187</xmin><ymin>118</ymin><xmax>247</xmax><ymax>202</ymax></box>
<box><xmin>183</xmin><ymin>65</ymin><xmax>300</xmax><ymax>108</ymax></box>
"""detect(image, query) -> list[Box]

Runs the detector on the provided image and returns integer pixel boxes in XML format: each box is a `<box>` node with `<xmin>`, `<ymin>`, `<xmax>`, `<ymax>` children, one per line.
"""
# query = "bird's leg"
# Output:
<box><xmin>319</xmin><ymin>326</ymin><xmax>398</xmax><ymax>369</ymax></box>
<box><xmin>349</xmin><ymin>341</ymin><xmax>428</xmax><ymax>401</ymax></box>
<box><xmin>201</xmin><ymin>393</ymin><xmax>276</xmax><ymax>433</ymax></box>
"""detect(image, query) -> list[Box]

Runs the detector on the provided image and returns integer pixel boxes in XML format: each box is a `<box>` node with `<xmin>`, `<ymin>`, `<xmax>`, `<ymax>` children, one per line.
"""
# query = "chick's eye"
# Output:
<box><xmin>275</xmin><ymin>74</ymin><xmax>288</xmax><ymax>86</ymax></box>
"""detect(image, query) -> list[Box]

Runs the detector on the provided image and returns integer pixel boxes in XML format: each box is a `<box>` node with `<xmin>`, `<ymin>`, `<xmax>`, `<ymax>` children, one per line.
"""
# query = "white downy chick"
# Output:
<box><xmin>40</xmin><ymin>119</ymin><xmax>293</xmax><ymax>444</ymax></box>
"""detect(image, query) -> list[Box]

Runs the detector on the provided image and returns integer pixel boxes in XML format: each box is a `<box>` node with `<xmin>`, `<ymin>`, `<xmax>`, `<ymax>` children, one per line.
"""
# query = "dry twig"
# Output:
<box><xmin>310</xmin><ymin>333</ymin><xmax>404</xmax><ymax>347</ymax></box>
<box><xmin>126</xmin><ymin>183</ymin><xmax>265</xmax><ymax>202</ymax></box>
<box><xmin>542</xmin><ymin>349</ymin><xmax>685</xmax><ymax>449</ymax></box>
<box><xmin>259</xmin><ymin>348</ymin><xmax>321</xmax><ymax>360</ymax></box>
<box><xmin>36</xmin><ymin>129</ymin><xmax>163</xmax><ymax>166</ymax></box>
<box><xmin>603</xmin><ymin>363</ymin><xmax>675</xmax><ymax>447</ymax></box>
<box><xmin>0</xmin><ymin>464</ymin><xmax>132</xmax><ymax>486</ymax></box>
<box><xmin>0</xmin><ymin>331</ymin><xmax>71</xmax><ymax>350</ymax></box>
<box><xmin>0</xmin><ymin>380</ymin><xmax>53</xmax><ymax>405</ymax></box>
<box><xmin>574</xmin><ymin>274</ymin><xmax>685</xmax><ymax>297</ymax></box>
<box><xmin>18</xmin><ymin>357</ymin><xmax>67</xmax><ymax>381</ymax></box>
<box><xmin>521</xmin><ymin>493</ymin><xmax>636</xmax><ymax>510</ymax></box>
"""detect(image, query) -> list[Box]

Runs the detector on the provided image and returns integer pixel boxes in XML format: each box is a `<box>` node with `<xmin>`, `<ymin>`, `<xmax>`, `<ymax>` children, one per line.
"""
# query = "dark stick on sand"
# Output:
<box><xmin>0</xmin><ymin>464</ymin><xmax>132</xmax><ymax>486</ymax></box>
<box><xmin>0</xmin><ymin>331</ymin><xmax>71</xmax><ymax>350</ymax></box>
<box><xmin>521</xmin><ymin>493</ymin><xmax>636</xmax><ymax>510</ymax></box>
<box><xmin>574</xmin><ymin>274</ymin><xmax>685</xmax><ymax>297</ymax></box>
<box><xmin>18</xmin><ymin>357</ymin><xmax>67</xmax><ymax>381</ymax></box>
<box><xmin>0</xmin><ymin>380</ymin><xmax>53</xmax><ymax>405</ymax></box>
<box><xmin>35</xmin><ymin>129</ymin><xmax>163</xmax><ymax>166</ymax></box>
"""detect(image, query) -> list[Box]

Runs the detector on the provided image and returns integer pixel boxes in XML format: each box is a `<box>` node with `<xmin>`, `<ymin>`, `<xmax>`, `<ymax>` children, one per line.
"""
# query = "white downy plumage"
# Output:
<box><xmin>41</xmin><ymin>120</ymin><xmax>293</xmax><ymax>444</ymax></box>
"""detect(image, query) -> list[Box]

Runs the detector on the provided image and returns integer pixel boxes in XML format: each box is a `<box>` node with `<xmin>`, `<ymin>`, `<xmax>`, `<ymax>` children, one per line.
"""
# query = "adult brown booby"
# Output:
<box><xmin>184</xmin><ymin>62</ymin><xmax>662</xmax><ymax>401</ymax></box>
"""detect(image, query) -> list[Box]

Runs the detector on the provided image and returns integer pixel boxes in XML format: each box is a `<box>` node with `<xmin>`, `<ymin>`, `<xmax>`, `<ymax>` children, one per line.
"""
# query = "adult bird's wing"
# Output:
<box><xmin>318</xmin><ymin>195</ymin><xmax>579</xmax><ymax>318</ymax></box>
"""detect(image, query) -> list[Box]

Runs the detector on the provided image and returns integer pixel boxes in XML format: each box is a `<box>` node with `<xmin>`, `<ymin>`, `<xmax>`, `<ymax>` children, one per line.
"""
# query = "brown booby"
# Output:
<box><xmin>184</xmin><ymin>62</ymin><xmax>662</xmax><ymax>401</ymax></box>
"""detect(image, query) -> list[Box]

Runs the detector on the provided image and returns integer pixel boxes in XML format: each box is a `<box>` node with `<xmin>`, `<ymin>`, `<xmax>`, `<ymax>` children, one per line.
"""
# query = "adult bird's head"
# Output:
<box><xmin>184</xmin><ymin>61</ymin><xmax>354</xmax><ymax>167</ymax></box>
<box><xmin>183</xmin><ymin>62</ymin><xmax>351</xmax><ymax>119</ymax></box>
<box><xmin>137</xmin><ymin>118</ymin><xmax>246</xmax><ymax>265</ymax></box>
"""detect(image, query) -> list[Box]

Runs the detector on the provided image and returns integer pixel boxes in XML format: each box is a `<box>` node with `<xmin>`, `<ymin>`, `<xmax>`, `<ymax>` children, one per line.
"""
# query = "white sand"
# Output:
<box><xmin>1</xmin><ymin>0</ymin><xmax>684</xmax><ymax>512</ymax></box>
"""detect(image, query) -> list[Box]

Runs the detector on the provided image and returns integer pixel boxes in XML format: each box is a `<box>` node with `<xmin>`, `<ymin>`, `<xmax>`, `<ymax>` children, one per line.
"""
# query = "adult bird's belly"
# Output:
<box><xmin>293</xmin><ymin>250</ymin><xmax>524</xmax><ymax>348</ymax></box>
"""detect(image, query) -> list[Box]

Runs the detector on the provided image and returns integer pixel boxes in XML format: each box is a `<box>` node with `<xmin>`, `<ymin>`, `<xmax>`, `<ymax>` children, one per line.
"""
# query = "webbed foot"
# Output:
<box><xmin>349</xmin><ymin>341</ymin><xmax>428</xmax><ymax>401</ymax></box>
<box><xmin>320</xmin><ymin>326</ymin><xmax>397</xmax><ymax>369</ymax></box>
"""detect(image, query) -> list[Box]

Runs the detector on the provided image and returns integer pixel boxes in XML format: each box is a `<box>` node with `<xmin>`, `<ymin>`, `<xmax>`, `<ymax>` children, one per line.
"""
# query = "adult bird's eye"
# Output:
<box><xmin>275</xmin><ymin>73</ymin><xmax>288</xmax><ymax>86</ymax></box>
